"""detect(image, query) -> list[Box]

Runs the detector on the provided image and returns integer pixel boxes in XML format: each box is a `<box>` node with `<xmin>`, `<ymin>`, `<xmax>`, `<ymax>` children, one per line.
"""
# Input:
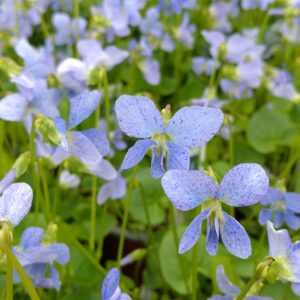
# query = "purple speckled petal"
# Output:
<box><xmin>206</xmin><ymin>216</ymin><xmax>219</xmax><ymax>256</ymax></box>
<box><xmin>68</xmin><ymin>131</ymin><xmax>103</xmax><ymax>165</ymax></box>
<box><xmin>284</xmin><ymin>192</ymin><xmax>300</xmax><ymax>213</ymax></box>
<box><xmin>121</xmin><ymin>139</ymin><xmax>156</xmax><ymax>169</ymax></box>
<box><xmin>0</xmin><ymin>183</ymin><xmax>33</xmax><ymax>226</ymax></box>
<box><xmin>151</xmin><ymin>147</ymin><xmax>164</xmax><ymax>178</ymax></box>
<box><xmin>286</xmin><ymin>210</ymin><xmax>300</xmax><ymax>230</ymax></box>
<box><xmin>258</xmin><ymin>208</ymin><xmax>272</xmax><ymax>225</ymax></box>
<box><xmin>166</xmin><ymin>142</ymin><xmax>190</xmax><ymax>170</ymax></box>
<box><xmin>0</xmin><ymin>94</ymin><xmax>27</xmax><ymax>121</ymax></box>
<box><xmin>216</xmin><ymin>265</ymin><xmax>240</xmax><ymax>296</ymax></box>
<box><xmin>220</xmin><ymin>212</ymin><xmax>251</xmax><ymax>259</ymax></box>
<box><xmin>101</xmin><ymin>268</ymin><xmax>120</xmax><ymax>300</ymax></box>
<box><xmin>161</xmin><ymin>169</ymin><xmax>217</xmax><ymax>211</ymax></box>
<box><xmin>166</xmin><ymin>106</ymin><xmax>224</xmax><ymax>149</ymax></box>
<box><xmin>218</xmin><ymin>163</ymin><xmax>269</xmax><ymax>207</ymax></box>
<box><xmin>115</xmin><ymin>95</ymin><xmax>164</xmax><ymax>138</ymax></box>
<box><xmin>68</xmin><ymin>90</ymin><xmax>101</xmax><ymax>129</ymax></box>
<box><xmin>266</xmin><ymin>221</ymin><xmax>291</xmax><ymax>257</ymax></box>
<box><xmin>179</xmin><ymin>208</ymin><xmax>211</xmax><ymax>254</ymax></box>
<box><xmin>260</xmin><ymin>187</ymin><xmax>283</xmax><ymax>205</ymax></box>
<box><xmin>20</xmin><ymin>227</ymin><xmax>44</xmax><ymax>249</ymax></box>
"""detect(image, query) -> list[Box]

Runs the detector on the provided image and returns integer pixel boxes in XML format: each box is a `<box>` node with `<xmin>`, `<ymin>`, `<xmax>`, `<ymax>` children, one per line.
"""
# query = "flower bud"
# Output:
<box><xmin>12</xmin><ymin>151</ymin><xmax>31</xmax><ymax>177</ymax></box>
<box><xmin>41</xmin><ymin>223</ymin><xmax>58</xmax><ymax>245</ymax></box>
<box><xmin>35</xmin><ymin>115</ymin><xmax>62</xmax><ymax>146</ymax></box>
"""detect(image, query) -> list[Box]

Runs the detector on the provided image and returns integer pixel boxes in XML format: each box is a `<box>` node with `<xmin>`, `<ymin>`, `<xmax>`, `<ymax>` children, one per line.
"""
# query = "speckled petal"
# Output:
<box><xmin>0</xmin><ymin>183</ymin><xmax>33</xmax><ymax>226</ymax></box>
<box><xmin>0</xmin><ymin>94</ymin><xmax>27</xmax><ymax>121</ymax></box>
<box><xmin>284</xmin><ymin>192</ymin><xmax>300</xmax><ymax>213</ymax></box>
<box><xmin>151</xmin><ymin>148</ymin><xmax>164</xmax><ymax>178</ymax></box>
<box><xmin>121</xmin><ymin>139</ymin><xmax>156</xmax><ymax>169</ymax></box>
<box><xmin>115</xmin><ymin>95</ymin><xmax>164</xmax><ymax>138</ymax></box>
<box><xmin>179</xmin><ymin>208</ymin><xmax>211</xmax><ymax>254</ymax></box>
<box><xmin>161</xmin><ymin>169</ymin><xmax>217</xmax><ymax>211</ymax></box>
<box><xmin>216</xmin><ymin>265</ymin><xmax>240</xmax><ymax>296</ymax></box>
<box><xmin>166</xmin><ymin>142</ymin><xmax>190</xmax><ymax>170</ymax></box>
<box><xmin>258</xmin><ymin>209</ymin><xmax>272</xmax><ymax>225</ymax></box>
<box><xmin>20</xmin><ymin>227</ymin><xmax>44</xmax><ymax>249</ymax></box>
<box><xmin>266</xmin><ymin>221</ymin><xmax>292</xmax><ymax>257</ymax></box>
<box><xmin>68</xmin><ymin>131</ymin><xmax>103</xmax><ymax>165</ymax></box>
<box><xmin>68</xmin><ymin>90</ymin><xmax>101</xmax><ymax>129</ymax></box>
<box><xmin>286</xmin><ymin>210</ymin><xmax>300</xmax><ymax>230</ymax></box>
<box><xmin>206</xmin><ymin>217</ymin><xmax>219</xmax><ymax>256</ymax></box>
<box><xmin>220</xmin><ymin>212</ymin><xmax>251</xmax><ymax>259</ymax></box>
<box><xmin>81</xmin><ymin>128</ymin><xmax>110</xmax><ymax>156</ymax></box>
<box><xmin>218</xmin><ymin>163</ymin><xmax>269</xmax><ymax>207</ymax></box>
<box><xmin>101</xmin><ymin>268</ymin><xmax>120</xmax><ymax>300</ymax></box>
<box><xmin>166</xmin><ymin>106</ymin><xmax>224</xmax><ymax>149</ymax></box>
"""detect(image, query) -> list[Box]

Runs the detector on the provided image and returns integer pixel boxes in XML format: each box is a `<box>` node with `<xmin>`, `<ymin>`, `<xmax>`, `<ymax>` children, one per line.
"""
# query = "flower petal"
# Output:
<box><xmin>218</xmin><ymin>163</ymin><xmax>269</xmax><ymax>207</ymax></box>
<box><xmin>166</xmin><ymin>142</ymin><xmax>190</xmax><ymax>170</ymax></box>
<box><xmin>260</xmin><ymin>187</ymin><xmax>283</xmax><ymax>205</ymax></box>
<box><xmin>20</xmin><ymin>227</ymin><xmax>44</xmax><ymax>249</ymax></box>
<box><xmin>68</xmin><ymin>90</ymin><xmax>101</xmax><ymax>129</ymax></box>
<box><xmin>258</xmin><ymin>208</ymin><xmax>272</xmax><ymax>225</ymax></box>
<box><xmin>115</xmin><ymin>95</ymin><xmax>164</xmax><ymax>138</ymax></box>
<box><xmin>101</xmin><ymin>268</ymin><xmax>120</xmax><ymax>300</ymax></box>
<box><xmin>179</xmin><ymin>208</ymin><xmax>211</xmax><ymax>254</ymax></box>
<box><xmin>121</xmin><ymin>139</ymin><xmax>156</xmax><ymax>169</ymax></box>
<box><xmin>284</xmin><ymin>192</ymin><xmax>300</xmax><ymax>213</ymax></box>
<box><xmin>266</xmin><ymin>221</ymin><xmax>292</xmax><ymax>257</ymax></box>
<box><xmin>87</xmin><ymin>159</ymin><xmax>118</xmax><ymax>180</ymax></box>
<box><xmin>68</xmin><ymin>131</ymin><xmax>103</xmax><ymax>165</ymax></box>
<box><xmin>0</xmin><ymin>183</ymin><xmax>33</xmax><ymax>226</ymax></box>
<box><xmin>206</xmin><ymin>217</ymin><xmax>219</xmax><ymax>256</ymax></box>
<box><xmin>151</xmin><ymin>148</ymin><xmax>164</xmax><ymax>178</ymax></box>
<box><xmin>161</xmin><ymin>169</ymin><xmax>217</xmax><ymax>211</ymax></box>
<box><xmin>286</xmin><ymin>210</ymin><xmax>300</xmax><ymax>230</ymax></box>
<box><xmin>0</xmin><ymin>94</ymin><xmax>27</xmax><ymax>121</ymax></box>
<box><xmin>220</xmin><ymin>212</ymin><xmax>251</xmax><ymax>259</ymax></box>
<box><xmin>216</xmin><ymin>265</ymin><xmax>241</xmax><ymax>296</ymax></box>
<box><xmin>166</xmin><ymin>106</ymin><xmax>224</xmax><ymax>149</ymax></box>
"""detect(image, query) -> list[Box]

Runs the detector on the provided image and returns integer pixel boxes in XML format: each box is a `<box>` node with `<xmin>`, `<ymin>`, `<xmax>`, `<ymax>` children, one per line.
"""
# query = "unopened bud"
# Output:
<box><xmin>12</xmin><ymin>151</ymin><xmax>31</xmax><ymax>177</ymax></box>
<box><xmin>35</xmin><ymin>115</ymin><xmax>62</xmax><ymax>146</ymax></box>
<box><xmin>161</xmin><ymin>105</ymin><xmax>171</xmax><ymax>126</ymax></box>
<box><xmin>41</xmin><ymin>223</ymin><xmax>58</xmax><ymax>245</ymax></box>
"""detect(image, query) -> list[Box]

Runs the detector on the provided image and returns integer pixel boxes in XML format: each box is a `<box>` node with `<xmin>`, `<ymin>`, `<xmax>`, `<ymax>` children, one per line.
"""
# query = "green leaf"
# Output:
<box><xmin>0</xmin><ymin>56</ymin><xmax>22</xmax><ymax>77</ymax></box>
<box><xmin>247</xmin><ymin>105</ymin><xmax>296</xmax><ymax>153</ymax></box>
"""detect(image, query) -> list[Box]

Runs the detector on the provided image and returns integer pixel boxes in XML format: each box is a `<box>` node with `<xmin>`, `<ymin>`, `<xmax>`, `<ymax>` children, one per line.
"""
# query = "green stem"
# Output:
<box><xmin>6</xmin><ymin>258</ymin><xmax>13</xmax><ymax>300</ymax></box>
<box><xmin>38</xmin><ymin>161</ymin><xmax>51</xmax><ymax>222</ymax></box>
<box><xmin>191</xmin><ymin>231</ymin><xmax>199</xmax><ymax>300</ymax></box>
<box><xmin>117</xmin><ymin>168</ymin><xmax>137</xmax><ymax>267</ymax></box>
<box><xmin>236</xmin><ymin>259</ymin><xmax>273</xmax><ymax>300</ymax></box>
<box><xmin>29</xmin><ymin>119</ymin><xmax>41</xmax><ymax>222</ymax></box>
<box><xmin>169</xmin><ymin>204</ymin><xmax>190</xmax><ymax>294</ymax></box>
<box><xmin>52</xmin><ymin>166</ymin><xmax>62</xmax><ymax>218</ymax></box>
<box><xmin>89</xmin><ymin>176</ymin><xmax>97</xmax><ymax>250</ymax></box>
<box><xmin>72</xmin><ymin>0</ymin><xmax>80</xmax><ymax>57</ymax></box>
<box><xmin>0</xmin><ymin>241</ymin><xmax>40</xmax><ymax>300</ymax></box>
<box><xmin>60</xmin><ymin>223</ymin><xmax>106</xmax><ymax>275</ymax></box>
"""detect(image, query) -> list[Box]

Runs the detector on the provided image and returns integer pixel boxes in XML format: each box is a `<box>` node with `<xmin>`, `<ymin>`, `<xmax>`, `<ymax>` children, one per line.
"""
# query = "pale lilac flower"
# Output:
<box><xmin>13</xmin><ymin>227</ymin><xmax>70</xmax><ymax>290</ymax></box>
<box><xmin>259</xmin><ymin>188</ymin><xmax>300</xmax><ymax>230</ymax></box>
<box><xmin>162</xmin><ymin>164</ymin><xmax>269</xmax><ymax>258</ymax></box>
<box><xmin>115</xmin><ymin>95</ymin><xmax>223</xmax><ymax>178</ymax></box>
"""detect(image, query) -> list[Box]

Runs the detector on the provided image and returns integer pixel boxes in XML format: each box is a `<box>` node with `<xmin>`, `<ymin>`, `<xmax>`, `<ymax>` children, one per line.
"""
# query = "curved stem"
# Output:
<box><xmin>0</xmin><ymin>241</ymin><xmax>40</xmax><ymax>300</ymax></box>
<box><xmin>89</xmin><ymin>176</ymin><xmax>97</xmax><ymax>250</ymax></box>
<box><xmin>6</xmin><ymin>257</ymin><xmax>13</xmax><ymax>300</ymax></box>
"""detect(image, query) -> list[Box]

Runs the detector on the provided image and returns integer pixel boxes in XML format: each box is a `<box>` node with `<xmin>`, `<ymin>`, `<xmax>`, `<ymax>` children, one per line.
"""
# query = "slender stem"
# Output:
<box><xmin>89</xmin><ymin>83</ymin><xmax>101</xmax><ymax>250</ymax></box>
<box><xmin>38</xmin><ymin>161</ymin><xmax>51</xmax><ymax>222</ymax></box>
<box><xmin>29</xmin><ymin>119</ymin><xmax>41</xmax><ymax>222</ymax></box>
<box><xmin>0</xmin><ymin>121</ymin><xmax>3</xmax><ymax>172</ymax></box>
<box><xmin>0</xmin><ymin>241</ymin><xmax>40</xmax><ymax>300</ymax></box>
<box><xmin>6</xmin><ymin>258</ymin><xmax>13</xmax><ymax>300</ymax></box>
<box><xmin>89</xmin><ymin>176</ymin><xmax>97</xmax><ymax>250</ymax></box>
<box><xmin>169</xmin><ymin>204</ymin><xmax>190</xmax><ymax>294</ymax></box>
<box><xmin>60</xmin><ymin>223</ymin><xmax>106</xmax><ymax>275</ymax></box>
<box><xmin>236</xmin><ymin>259</ymin><xmax>273</xmax><ymax>300</ymax></box>
<box><xmin>117</xmin><ymin>168</ymin><xmax>137</xmax><ymax>267</ymax></box>
<box><xmin>52</xmin><ymin>166</ymin><xmax>62</xmax><ymax>217</ymax></box>
<box><xmin>191</xmin><ymin>229</ymin><xmax>199</xmax><ymax>300</ymax></box>
<box><xmin>72</xmin><ymin>0</ymin><xmax>80</xmax><ymax>56</ymax></box>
